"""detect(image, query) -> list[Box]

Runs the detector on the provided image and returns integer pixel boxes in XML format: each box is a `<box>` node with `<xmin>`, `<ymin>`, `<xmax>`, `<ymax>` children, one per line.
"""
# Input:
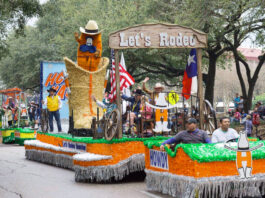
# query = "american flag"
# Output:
<box><xmin>109</xmin><ymin>50</ymin><xmax>135</xmax><ymax>102</ymax></box>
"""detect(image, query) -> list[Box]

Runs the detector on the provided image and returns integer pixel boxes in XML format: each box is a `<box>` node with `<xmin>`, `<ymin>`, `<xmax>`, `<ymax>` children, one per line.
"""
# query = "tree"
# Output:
<box><xmin>0</xmin><ymin>0</ymin><xmax>188</xmax><ymax>89</ymax></box>
<box><xmin>220</xmin><ymin>1</ymin><xmax>265</xmax><ymax>111</ymax></box>
<box><xmin>0</xmin><ymin>0</ymin><xmax>42</xmax><ymax>59</ymax></box>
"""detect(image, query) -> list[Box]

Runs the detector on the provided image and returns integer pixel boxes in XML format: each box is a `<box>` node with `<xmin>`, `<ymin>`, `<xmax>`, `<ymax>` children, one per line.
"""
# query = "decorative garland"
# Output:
<box><xmin>144</xmin><ymin>139</ymin><xmax>265</xmax><ymax>163</ymax></box>
<box><xmin>73</xmin><ymin>153</ymin><xmax>112</xmax><ymax>162</ymax></box>
<box><xmin>37</xmin><ymin>131</ymin><xmax>168</xmax><ymax>144</ymax></box>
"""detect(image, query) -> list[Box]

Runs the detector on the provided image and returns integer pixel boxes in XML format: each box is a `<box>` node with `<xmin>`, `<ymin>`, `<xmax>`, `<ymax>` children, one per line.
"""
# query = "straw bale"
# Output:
<box><xmin>64</xmin><ymin>57</ymin><xmax>109</xmax><ymax>129</ymax></box>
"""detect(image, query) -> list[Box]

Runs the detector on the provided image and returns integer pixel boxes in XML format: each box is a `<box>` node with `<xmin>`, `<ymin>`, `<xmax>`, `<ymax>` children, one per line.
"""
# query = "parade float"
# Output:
<box><xmin>0</xmin><ymin>88</ymin><xmax>37</xmax><ymax>145</ymax></box>
<box><xmin>144</xmin><ymin>135</ymin><xmax>265</xmax><ymax>198</ymax></box>
<box><xmin>25</xmin><ymin>22</ymin><xmax>224</xmax><ymax>185</ymax></box>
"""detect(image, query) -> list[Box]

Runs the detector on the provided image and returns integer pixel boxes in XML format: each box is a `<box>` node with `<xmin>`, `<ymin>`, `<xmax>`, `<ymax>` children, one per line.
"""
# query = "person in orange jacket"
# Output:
<box><xmin>74</xmin><ymin>20</ymin><xmax>102</xmax><ymax>72</ymax></box>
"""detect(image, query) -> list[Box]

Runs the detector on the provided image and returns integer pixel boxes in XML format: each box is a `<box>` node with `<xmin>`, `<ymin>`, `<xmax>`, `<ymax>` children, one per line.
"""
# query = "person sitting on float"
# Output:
<box><xmin>121</xmin><ymin>89</ymin><xmax>143</xmax><ymax>128</ymax></box>
<box><xmin>160</xmin><ymin>118</ymin><xmax>211</xmax><ymax>151</ymax></box>
<box><xmin>140</xmin><ymin>95</ymin><xmax>154</xmax><ymax>133</ymax></box>
<box><xmin>142</xmin><ymin>77</ymin><xmax>164</xmax><ymax>103</ymax></box>
<box><xmin>91</xmin><ymin>92</ymin><xmax>117</xmax><ymax>117</ymax></box>
<box><xmin>211</xmin><ymin>117</ymin><xmax>239</xmax><ymax>143</ymax></box>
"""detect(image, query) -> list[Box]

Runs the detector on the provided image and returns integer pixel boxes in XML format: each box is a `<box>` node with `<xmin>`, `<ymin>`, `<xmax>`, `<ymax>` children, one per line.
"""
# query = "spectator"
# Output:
<box><xmin>252</xmin><ymin>107</ymin><xmax>260</xmax><ymax>137</ymax></box>
<box><xmin>191</xmin><ymin>105</ymin><xmax>198</xmax><ymax>118</ymax></box>
<box><xmin>256</xmin><ymin>101</ymin><xmax>263</xmax><ymax>119</ymax></box>
<box><xmin>237</xmin><ymin>96</ymin><xmax>244</xmax><ymax>111</ymax></box>
<box><xmin>232</xmin><ymin>108</ymin><xmax>241</xmax><ymax>123</ymax></box>
<box><xmin>234</xmin><ymin>93</ymin><xmax>240</xmax><ymax>109</ymax></box>
<box><xmin>212</xmin><ymin>117</ymin><xmax>239</xmax><ymax>143</ymax></box>
<box><xmin>240</xmin><ymin>115</ymin><xmax>253</xmax><ymax>137</ymax></box>
<box><xmin>183</xmin><ymin>104</ymin><xmax>188</xmax><ymax>116</ymax></box>
<box><xmin>160</xmin><ymin>118</ymin><xmax>211</xmax><ymax>151</ymax></box>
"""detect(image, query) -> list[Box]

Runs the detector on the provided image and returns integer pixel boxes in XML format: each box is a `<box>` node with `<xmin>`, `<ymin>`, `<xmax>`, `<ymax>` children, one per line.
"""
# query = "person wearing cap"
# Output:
<box><xmin>160</xmin><ymin>118</ymin><xmax>211</xmax><ymax>151</ymax></box>
<box><xmin>74</xmin><ymin>20</ymin><xmax>102</xmax><ymax>72</ymax></box>
<box><xmin>211</xmin><ymin>117</ymin><xmax>239</xmax><ymax>143</ymax></box>
<box><xmin>121</xmin><ymin>89</ymin><xmax>143</xmax><ymax>129</ymax></box>
<box><xmin>42</xmin><ymin>87</ymin><xmax>62</xmax><ymax>132</ymax></box>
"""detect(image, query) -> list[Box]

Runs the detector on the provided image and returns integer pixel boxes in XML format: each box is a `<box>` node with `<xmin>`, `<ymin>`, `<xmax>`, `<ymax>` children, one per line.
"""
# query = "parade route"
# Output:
<box><xmin>0</xmin><ymin>144</ymin><xmax>170</xmax><ymax>198</ymax></box>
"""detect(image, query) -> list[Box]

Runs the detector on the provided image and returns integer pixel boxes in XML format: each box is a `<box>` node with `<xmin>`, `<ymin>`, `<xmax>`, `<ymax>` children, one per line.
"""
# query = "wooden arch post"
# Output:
<box><xmin>109</xmin><ymin>23</ymin><xmax>208</xmax><ymax>138</ymax></box>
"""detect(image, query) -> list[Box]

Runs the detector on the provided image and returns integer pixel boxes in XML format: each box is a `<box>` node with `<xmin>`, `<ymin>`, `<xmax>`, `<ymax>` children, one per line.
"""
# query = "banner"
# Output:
<box><xmin>149</xmin><ymin>149</ymin><xmax>169</xmax><ymax>170</ymax></box>
<box><xmin>40</xmin><ymin>61</ymin><xmax>69</xmax><ymax>119</ymax></box>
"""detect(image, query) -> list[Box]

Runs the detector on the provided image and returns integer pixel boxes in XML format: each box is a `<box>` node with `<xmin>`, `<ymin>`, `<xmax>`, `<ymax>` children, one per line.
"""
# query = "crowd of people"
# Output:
<box><xmin>1</xmin><ymin>96</ymin><xmax>40</xmax><ymax>129</ymax></box>
<box><xmin>93</xmin><ymin>77</ymin><xmax>199</xmax><ymax>136</ymax></box>
<box><xmin>228</xmin><ymin>93</ymin><xmax>264</xmax><ymax>137</ymax></box>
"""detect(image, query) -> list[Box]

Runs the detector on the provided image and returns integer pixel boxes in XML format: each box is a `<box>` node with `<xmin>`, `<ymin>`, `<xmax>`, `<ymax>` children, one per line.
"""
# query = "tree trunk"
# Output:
<box><xmin>245</xmin><ymin>82</ymin><xmax>255</xmax><ymax>113</ymax></box>
<box><xmin>204</xmin><ymin>54</ymin><xmax>217</xmax><ymax>105</ymax></box>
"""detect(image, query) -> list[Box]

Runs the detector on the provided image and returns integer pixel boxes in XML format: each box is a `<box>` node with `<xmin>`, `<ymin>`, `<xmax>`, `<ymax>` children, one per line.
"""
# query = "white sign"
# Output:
<box><xmin>150</xmin><ymin>149</ymin><xmax>169</xmax><ymax>170</ymax></box>
<box><xmin>62</xmin><ymin>141</ymin><xmax>87</xmax><ymax>152</ymax></box>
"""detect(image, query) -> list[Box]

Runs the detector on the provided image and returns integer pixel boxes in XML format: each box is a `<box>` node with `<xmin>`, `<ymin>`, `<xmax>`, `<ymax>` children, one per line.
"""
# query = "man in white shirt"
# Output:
<box><xmin>212</xmin><ymin>117</ymin><xmax>239</xmax><ymax>143</ymax></box>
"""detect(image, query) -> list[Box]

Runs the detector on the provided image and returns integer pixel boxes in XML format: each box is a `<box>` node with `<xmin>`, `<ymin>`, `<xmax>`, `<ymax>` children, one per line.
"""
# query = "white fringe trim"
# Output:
<box><xmin>24</xmin><ymin>140</ymin><xmax>83</xmax><ymax>154</ymax></box>
<box><xmin>73</xmin><ymin>153</ymin><xmax>112</xmax><ymax>161</ymax></box>
<box><xmin>145</xmin><ymin>169</ymin><xmax>265</xmax><ymax>198</ymax></box>
<box><xmin>25</xmin><ymin>149</ymin><xmax>74</xmax><ymax>170</ymax></box>
<box><xmin>74</xmin><ymin>154</ymin><xmax>145</xmax><ymax>182</ymax></box>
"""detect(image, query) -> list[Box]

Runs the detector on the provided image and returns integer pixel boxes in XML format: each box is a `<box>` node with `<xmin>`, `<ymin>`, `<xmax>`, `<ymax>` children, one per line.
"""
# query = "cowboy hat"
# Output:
<box><xmin>135</xmin><ymin>89</ymin><xmax>144</xmax><ymax>96</ymax></box>
<box><xmin>47</xmin><ymin>87</ymin><xmax>57</xmax><ymax>92</ymax></box>
<box><xmin>154</xmin><ymin>83</ymin><xmax>164</xmax><ymax>89</ymax></box>
<box><xmin>80</xmin><ymin>20</ymin><xmax>102</xmax><ymax>35</ymax></box>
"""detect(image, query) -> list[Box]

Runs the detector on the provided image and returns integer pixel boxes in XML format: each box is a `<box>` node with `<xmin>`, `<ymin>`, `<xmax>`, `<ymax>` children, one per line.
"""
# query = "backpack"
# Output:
<box><xmin>252</xmin><ymin>113</ymin><xmax>260</xmax><ymax>126</ymax></box>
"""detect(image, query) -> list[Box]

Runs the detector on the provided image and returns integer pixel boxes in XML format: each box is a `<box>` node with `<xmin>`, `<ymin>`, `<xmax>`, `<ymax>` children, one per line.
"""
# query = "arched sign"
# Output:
<box><xmin>108</xmin><ymin>23</ymin><xmax>207</xmax><ymax>137</ymax></box>
<box><xmin>109</xmin><ymin>23</ymin><xmax>207</xmax><ymax>49</ymax></box>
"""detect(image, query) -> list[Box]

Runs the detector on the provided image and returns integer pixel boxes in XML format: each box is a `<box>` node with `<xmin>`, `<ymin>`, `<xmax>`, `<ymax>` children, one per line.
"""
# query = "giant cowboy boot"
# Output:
<box><xmin>64</xmin><ymin>57</ymin><xmax>109</xmax><ymax>129</ymax></box>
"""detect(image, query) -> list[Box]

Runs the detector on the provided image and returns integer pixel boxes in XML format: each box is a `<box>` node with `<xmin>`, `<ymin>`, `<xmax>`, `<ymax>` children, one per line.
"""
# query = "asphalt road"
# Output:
<box><xmin>0</xmin><ymin>144</ymin><xmax>171</xmax><ymax>198</ymax></box>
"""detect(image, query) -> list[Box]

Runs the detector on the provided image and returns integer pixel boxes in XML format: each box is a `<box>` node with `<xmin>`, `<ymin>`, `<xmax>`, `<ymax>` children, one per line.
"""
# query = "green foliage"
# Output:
<box><xmin>37</xmin><ymin>131</ymin><xmax>168</xmax><ymax>144</ymax></box>
<box><xmin>252</xmin><ymin>93</ymin><xmax>265</xmax><ymax>108</ymax></box>
<box><xmin>0</xmin><ymin>0</ymin><xmax>42</xmax><ymax>59</ymax></box>
<box><xmin>0</xmin><ymin>0</ymin><xmax>189</xmax><ymax>90</ymax></box>
<box><xmin>0</xmin><ymin>0</ymin><xmax>264</xmax><ymax>94</ymax></box>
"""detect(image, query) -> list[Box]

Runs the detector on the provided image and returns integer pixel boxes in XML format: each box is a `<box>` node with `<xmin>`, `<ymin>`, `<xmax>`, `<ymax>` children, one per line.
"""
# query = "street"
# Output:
<box><xmin>0</xmin><ymin>144</ymin><xmax>170</xmax><ymax>198</ymax></box>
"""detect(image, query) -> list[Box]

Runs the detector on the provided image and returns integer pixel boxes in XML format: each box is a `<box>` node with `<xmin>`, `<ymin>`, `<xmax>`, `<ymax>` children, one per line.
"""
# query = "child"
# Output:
<box><xmin>140</xmin><ymin>96</ymin><xmax>154</xmax><ymax>134</ymax></box>
<box><xmin>233</xmin><ymin>108</ymin><xmax>241</xmax><ymax>123</ymax></box>
<box><xmin>240</xmin><ymin>115</ymin><xmax>253</xmax><ymax>137</ymax></box>
<box><xmin>140</xmin><ymin>96</ymin><xmax>152</xmax><ymax>120</ymax></box>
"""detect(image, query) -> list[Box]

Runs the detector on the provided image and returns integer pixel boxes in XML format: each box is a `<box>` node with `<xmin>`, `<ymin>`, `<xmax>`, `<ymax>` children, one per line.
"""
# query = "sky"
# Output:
<box><xmin>26</xmin><ymin>0</ymin><xmax>48</xmax><ymax>26</ymax></box>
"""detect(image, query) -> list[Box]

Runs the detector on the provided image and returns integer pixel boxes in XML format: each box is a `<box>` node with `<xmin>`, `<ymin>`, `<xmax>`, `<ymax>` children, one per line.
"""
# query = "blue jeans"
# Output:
<box><xmin>48</xmin><ymin>110</ymin><xmax>62</xmax><ymax>132</ymax></box>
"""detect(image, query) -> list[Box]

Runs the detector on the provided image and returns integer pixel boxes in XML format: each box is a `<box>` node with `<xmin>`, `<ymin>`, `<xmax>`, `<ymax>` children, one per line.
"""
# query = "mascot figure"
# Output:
<box><xmin>64</xmin><ymin>20</ymin><xmax>109</xmax><ymax>130</ymax></box>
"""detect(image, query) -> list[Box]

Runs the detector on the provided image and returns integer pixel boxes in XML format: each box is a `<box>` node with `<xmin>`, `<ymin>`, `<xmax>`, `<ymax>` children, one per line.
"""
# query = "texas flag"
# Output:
<box><xmin>182</xmin><ymin>49</ymin><xmax>198</xmax><ymax>100</ymax></box>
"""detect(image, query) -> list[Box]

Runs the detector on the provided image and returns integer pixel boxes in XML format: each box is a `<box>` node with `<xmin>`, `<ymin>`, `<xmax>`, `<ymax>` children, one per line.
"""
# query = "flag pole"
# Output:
<box><xmin>197</xmin><ymin>48</ymin><xmax>204</xmax><ymax>129</ymax></box>
<box><xmin>114</xmin><ymin>49</ymin><xmax>122</xmax><ymax>138</ymax></box>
